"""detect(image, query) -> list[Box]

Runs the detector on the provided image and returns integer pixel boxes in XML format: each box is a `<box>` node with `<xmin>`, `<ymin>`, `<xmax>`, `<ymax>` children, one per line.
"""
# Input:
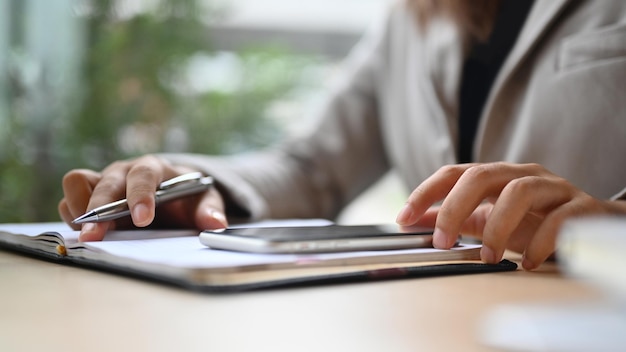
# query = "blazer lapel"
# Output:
<box><xmin>474</xmin><ymin>0</ymin><xmax>572</xmax><ymax>159</ymax></box>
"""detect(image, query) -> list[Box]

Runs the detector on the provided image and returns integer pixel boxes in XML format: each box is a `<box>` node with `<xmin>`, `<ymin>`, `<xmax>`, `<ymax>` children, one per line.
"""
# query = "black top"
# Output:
<box><xmin>457</xmin><ymin>0</ymin><xmax>535</xmax><ymax>163</ymax></box>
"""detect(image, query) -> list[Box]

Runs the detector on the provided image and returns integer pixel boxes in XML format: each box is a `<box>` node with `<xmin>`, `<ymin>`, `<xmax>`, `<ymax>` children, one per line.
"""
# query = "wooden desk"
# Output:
<box><xmin>0</xmin><ymin>249</ymin><xmax>600</xmax><ymax>352</ymax></box>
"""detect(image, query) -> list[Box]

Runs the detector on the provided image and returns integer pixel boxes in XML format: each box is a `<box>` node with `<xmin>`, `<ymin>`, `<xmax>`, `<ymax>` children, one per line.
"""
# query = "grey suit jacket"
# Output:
<box><xmin>162</xmin><ymin>0</ymin><xmax>626</xmax><ymax>220</ymax></box>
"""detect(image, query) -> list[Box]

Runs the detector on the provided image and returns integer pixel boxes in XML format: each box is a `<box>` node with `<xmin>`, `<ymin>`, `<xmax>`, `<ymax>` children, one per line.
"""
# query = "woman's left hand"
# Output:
<box><xmin>396</xmin><ymin>162</ymin><xmax>626</xmax><ymax>270</ymax></box>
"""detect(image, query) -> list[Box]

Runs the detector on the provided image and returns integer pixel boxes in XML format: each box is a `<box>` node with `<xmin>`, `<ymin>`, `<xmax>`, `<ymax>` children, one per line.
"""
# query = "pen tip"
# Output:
<box><xmin>72</xmin><ymin>211</ymin><xmax>96</xmax><ymax>225</ymax></box>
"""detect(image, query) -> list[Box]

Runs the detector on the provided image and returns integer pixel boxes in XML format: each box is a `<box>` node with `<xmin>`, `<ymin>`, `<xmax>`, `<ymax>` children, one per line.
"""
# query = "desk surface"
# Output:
<box><xmin>0</xmin><ymin>249</ymin><xmax>600</xmax><ymax>352</ymax></box>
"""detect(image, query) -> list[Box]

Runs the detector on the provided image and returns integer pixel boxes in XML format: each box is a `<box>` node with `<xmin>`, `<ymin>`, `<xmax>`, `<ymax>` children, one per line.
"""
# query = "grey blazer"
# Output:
<box><xmin>162</xmin><ymin>0</ymin><xmax>626</xmax><ymax>220</ymax></box>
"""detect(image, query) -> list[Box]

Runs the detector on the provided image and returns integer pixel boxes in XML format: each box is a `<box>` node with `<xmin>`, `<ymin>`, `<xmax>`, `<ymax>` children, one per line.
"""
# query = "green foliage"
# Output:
<box><xmin>0</xmin><ymin>0</ymin><xmax>317</xmax><ymax>222</ymax></box>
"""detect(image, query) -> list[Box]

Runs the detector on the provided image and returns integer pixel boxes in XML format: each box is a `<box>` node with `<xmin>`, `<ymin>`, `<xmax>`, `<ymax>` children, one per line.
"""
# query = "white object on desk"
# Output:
<box><xmin>478</xmin><ymin>301</ymin><xmax>626</xmax><ymax>352</ymax></box>
<box><xmin>558</xmin><ymin>216</ymin><xmax>626</xmax><ymax>299</ymax></box>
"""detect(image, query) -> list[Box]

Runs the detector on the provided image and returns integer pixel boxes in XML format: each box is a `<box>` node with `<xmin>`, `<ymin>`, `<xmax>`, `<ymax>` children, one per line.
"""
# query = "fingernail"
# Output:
<box><xmin>481</xmin><ymin>246</ymin><xmax>497</xmax><ymax>264</ymax></box>
<box><xmin>396</xmin><ymin>204</ymin><xmax>414</xmax><ymax>225</ymax></box>
<box><xmin>132</xmin><ymin>203</ymin><xmax>151</xmax><ymax>226</ymax></box>
<box><xmin>210</xmin><ymin>210</ymin><xmax>228</xmax><ymax>228</ymax></box>
<box><xmin>79</xmin><ymin>223</ymin><xmax>96</xmax><ymax>241</ymax></box>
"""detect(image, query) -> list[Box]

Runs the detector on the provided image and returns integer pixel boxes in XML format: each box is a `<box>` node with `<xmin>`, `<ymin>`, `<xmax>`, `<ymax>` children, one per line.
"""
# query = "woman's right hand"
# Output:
<box><xmin>58</xmin><ymin>155</ymin><xmax>228</xmax><ymax>242</ymax></box>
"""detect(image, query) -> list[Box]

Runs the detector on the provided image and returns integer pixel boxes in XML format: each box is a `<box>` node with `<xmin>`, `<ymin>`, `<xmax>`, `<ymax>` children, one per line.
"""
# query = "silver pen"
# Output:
<box><xmin>72</xmin><ymin>172</ymin><xmax>214</xmax><ymax>224</ymax></box>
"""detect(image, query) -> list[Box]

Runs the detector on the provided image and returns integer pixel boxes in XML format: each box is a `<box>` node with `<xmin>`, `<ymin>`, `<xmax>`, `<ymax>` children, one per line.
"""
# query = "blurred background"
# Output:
<box><xmin>0</xmin><ymin>0</ymin><xmax>405</xmax><ymax>225</ymax></box>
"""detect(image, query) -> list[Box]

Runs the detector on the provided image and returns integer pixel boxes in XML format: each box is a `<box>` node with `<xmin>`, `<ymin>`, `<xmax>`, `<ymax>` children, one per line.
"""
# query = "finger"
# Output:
<box><xmin>435</xmin><ymin>163</ymin><xmax>547</xmax><ymax>248</ymax></box>
<box><xmin>409</xmin><ymin>207</ymin><xmax>439</xmax><ymax>228</ymax></box>
<box><xmin>481</xmin><ymin>176</ymin><xmax>574</xmax><ymax>263</ymax></box>
<box><xmin>88</xmin><ymin>161</ymin><xmax>131</xmax><ymax>212</ymax></box>
<box><xmin>194</xmin><ymin>188</ymin><xmax>228</xmax><ymax>230</ymax></box>
<box><xmin>125</xmin><ymin>158</ymin><xmax>165</xmax><ymax>227</ymax></box>
<box><xmin>58</xmin><ymin>199</ymin><xmax>80</xmax><ymax>230</ymax></box>
<box><xmin>456</xmin><ymin>203</ymin><xmax>493</xmax><ymax>238</ymax></box>
<box><xmin>397</xmin><ymin>164</ymin><xmax>477</xmax><ymax>225</ymax></box>
<box><xmin>148</xmin><ymin>187</ymin><xmax>226</xmax><ymax>230</ymax></box>
<box><xmin>522</xmin><ymin>194</ymin><xmax>602</xmax><ymax>270</ymax></box>
<box><xmin>408</xmin><ymin>204</ymin><xmax>494</xmax><ymax>248</ymax></box>
<box><xmin>125</xmin><ymin>155</ymin><xmax>186</xmax><ymax>227</ymax></box>
<box><xmin>79</xmin><ymin>222</ymin><xmax>114</xmax><ymax>242</ymax></box>
<box><xmin>61</xmin><ymin>169</ymin><xmax>102</xmax><ymax>219</ymax></box>
<box><xmin>412</xmin><ymin>204</ymin><xmax>495</xmax><ymax>236</ymax></box>
<box><xmin>487</xmin><ymin>212</ymin><xmax>543</xmax><ymax>255</ymax></box>
<box><xmin>522</xmin><ymin>209</ymin><xmax>570</xmax><ymax>270</ymax></box>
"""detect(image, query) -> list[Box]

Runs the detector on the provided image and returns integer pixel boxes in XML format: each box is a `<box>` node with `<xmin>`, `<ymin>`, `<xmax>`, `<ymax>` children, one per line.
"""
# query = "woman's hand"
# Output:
<box><xmin>58</xmin><ymin>155</ymin><xmax>228</xmax><ymax>242</ymax></box>
<box><xmin>396</xmin><ymin>162</ymin><xmax>626</xmax><ymax>270</ymax></box>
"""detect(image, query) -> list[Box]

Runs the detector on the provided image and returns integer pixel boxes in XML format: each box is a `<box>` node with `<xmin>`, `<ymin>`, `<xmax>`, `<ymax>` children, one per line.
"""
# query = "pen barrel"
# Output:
<box><xmin>89</xmin><ymin>199</ymin><xmax>131</xmax><ymax>222</ymax></box>
<box><xmin>155</xmin><ymin>176</ymin><xmax>213</xmax><ymax>204</ymax></box>
<box><xmin>72</xmin><ymin>175</ymin><xmax>213</xmax><ymax>224</ymax></box>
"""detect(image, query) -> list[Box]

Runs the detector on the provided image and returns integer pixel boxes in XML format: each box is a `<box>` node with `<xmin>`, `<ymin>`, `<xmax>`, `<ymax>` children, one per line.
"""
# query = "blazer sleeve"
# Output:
<box><xmin>159</xmin><ymin>8</ymin><xmax>395</xmax><ymax>221</ymax></box>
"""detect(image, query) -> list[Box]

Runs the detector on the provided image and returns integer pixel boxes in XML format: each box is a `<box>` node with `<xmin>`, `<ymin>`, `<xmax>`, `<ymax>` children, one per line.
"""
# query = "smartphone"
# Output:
<box><xmin>199</xmin><ymin>224</ymin><xmax>434</xmax><ymax>254</ymax></box>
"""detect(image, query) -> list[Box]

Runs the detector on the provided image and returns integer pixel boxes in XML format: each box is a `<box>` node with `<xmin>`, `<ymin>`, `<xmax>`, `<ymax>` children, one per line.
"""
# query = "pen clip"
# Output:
<box><xmin>158</xmin><ymin>172</ymin><xmax>204</xmax><ymax>190</ymax></box>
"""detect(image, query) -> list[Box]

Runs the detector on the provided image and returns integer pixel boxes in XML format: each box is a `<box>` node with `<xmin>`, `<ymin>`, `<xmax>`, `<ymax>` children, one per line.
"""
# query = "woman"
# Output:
<box><xmin>59</xmin><ymin>0</ymin><xmax>626</xmax><ymax>270</ymax></box>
